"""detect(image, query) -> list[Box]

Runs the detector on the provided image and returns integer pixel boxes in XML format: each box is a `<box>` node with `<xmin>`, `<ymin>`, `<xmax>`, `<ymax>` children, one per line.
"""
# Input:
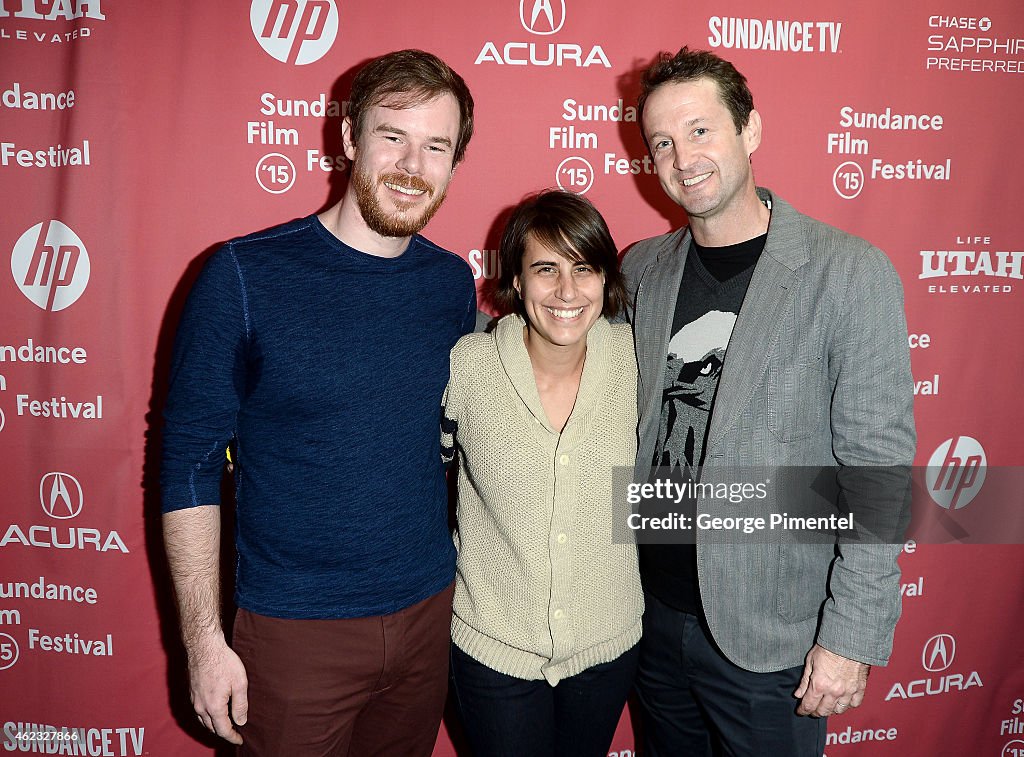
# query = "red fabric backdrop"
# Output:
<box><xmin>1</xmin><ymin>1</ymin><xmax>1022</xmax><ymax>755</ymax></box>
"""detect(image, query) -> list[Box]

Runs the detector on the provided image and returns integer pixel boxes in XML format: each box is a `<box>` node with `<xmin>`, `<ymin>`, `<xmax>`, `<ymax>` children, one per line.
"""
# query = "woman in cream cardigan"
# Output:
<box><xmin>442</xmin><ymin>190</ymin><xmax>642</xmax><ymax>756</ymax></box>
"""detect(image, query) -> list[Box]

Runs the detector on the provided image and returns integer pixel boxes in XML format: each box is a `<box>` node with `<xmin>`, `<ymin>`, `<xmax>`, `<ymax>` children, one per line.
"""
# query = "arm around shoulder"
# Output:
<box><xmin>441</xmin><ymin>331</ymin><xmax>481</xmax><ymax>465</ymax></box>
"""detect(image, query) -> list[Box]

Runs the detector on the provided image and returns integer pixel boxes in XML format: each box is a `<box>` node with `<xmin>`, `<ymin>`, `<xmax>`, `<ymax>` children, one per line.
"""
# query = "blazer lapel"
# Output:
<box><xmin>705</xmin><ymin>192</ymin><xmax>809</xmax><ymax>454</ymax></box>
<box><xmin>635</xmin><ymin>227</ymin><xmax>690</xmax><ymax>424</ymax></box>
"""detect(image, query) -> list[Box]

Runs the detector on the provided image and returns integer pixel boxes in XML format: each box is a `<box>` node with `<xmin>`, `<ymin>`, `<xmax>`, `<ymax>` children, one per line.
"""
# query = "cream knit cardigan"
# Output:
<box><xmin>442</xmin><ymin>313</ymin><xmax>643</xmax><ymax>685</ymax></box>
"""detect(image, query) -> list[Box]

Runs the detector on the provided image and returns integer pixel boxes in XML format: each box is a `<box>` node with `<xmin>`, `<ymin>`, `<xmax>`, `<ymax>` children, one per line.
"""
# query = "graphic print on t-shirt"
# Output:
<box><xmin>652</xmin><ymin>310</ymin><xmax>736</xmax><ymax>474</ymax></box>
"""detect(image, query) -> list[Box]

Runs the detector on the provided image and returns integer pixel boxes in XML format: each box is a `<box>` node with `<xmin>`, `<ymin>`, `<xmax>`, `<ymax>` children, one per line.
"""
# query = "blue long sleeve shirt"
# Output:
<box><xmin>160</xmin><ymin>215</ymin><xmax>476</xmax><ymax>618</ymax></box>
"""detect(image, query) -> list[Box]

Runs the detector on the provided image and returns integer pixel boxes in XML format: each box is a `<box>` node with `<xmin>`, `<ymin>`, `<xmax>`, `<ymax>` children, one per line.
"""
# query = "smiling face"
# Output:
<box><xmin>642</xmin><ymin>77</ymin><xmax>761</xmax><ymax>226</ymax></box>
<box><xmin>343</xmin><ymin>93</ymin><xmax>460</xmax><ymax>238</ymax></box>
<box><xmin>514</xmin><ymin>234</ymin><xmax>605</xmax><ymax>351</ymax></box>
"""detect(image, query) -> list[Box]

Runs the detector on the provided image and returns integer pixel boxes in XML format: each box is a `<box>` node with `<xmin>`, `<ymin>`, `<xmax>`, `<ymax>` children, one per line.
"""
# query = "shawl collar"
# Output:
<box><xmin>494</xmin><ymin>313</ymin><xmax>612</xmax><ymax>439</ymax></box>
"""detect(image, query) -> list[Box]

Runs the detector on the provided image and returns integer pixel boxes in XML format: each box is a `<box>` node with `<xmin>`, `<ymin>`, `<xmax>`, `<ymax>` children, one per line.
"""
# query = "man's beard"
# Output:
<box><xmin>352</xmin><ymin>168</ymin><xmax>448</xmax><ymax>238</ymax></box>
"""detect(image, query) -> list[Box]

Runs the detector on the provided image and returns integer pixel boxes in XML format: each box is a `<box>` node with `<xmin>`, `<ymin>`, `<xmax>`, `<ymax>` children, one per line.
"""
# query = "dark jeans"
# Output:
<box><xmin>449</xmin><ymin>642</ymin><xmax>639</xmax><ymax>757</ymax></box>
<box><xmin>634</xmin><ymin>591</ymin><xmax>827</xmax><ymax>757</ymax></box>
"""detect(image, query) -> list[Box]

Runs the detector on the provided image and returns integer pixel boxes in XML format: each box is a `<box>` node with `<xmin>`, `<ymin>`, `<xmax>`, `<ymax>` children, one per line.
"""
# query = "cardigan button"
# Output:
<box><xmin>556</xmin><ymin>533</ymin><xmax>567</xmax><ymax>544</ymax></box>
<box><xmin>558</xmin><ymin>454</ymin><xmax>570</xmax><ymax>466</ymax></box>
<box><xmin>553</xmin><ymin>609</ymin><xmax>564</xmax><ymax>619</ymax></box>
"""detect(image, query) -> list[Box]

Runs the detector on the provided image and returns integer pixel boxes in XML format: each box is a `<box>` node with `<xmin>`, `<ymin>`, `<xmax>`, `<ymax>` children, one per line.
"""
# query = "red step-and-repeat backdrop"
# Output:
<box><xmin>2</xmin><ymin>1</ymin><xmax>1023</xmax><ymax>755</ymax></box>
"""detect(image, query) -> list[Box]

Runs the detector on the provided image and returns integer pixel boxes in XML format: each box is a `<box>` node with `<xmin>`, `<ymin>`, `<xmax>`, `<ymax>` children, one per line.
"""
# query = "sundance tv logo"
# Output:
<box><xmin>707</xmin><ymin>15</ymin><xmax>842</xmax><ymax>53</ymax></box>
<box><xmin>521</xmin><ymin>0</ymin><xmax>565</xmax><ymax>35</ymax></box>
<box><xmin>10</xmin><ymin>220</ymin><xmax>91</xmax><ymax>312</ymax></box>
<box><xmin>250</xmin><ymin>0</ymin><xmax>339</xmax><ymax>66</ymax></box>
<box><xmin>925</xmin><ymin>436</ymin><xmax>987</xmax><ymax>511</ymax></box>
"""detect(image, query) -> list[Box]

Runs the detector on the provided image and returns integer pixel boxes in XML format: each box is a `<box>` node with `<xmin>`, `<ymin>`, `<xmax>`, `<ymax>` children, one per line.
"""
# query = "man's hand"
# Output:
<box><xmin>164</xmin><ymin>507</ymin><xmax>247</xmax><ymax>743</ymax></box>
<box><xmin>187</xmin><ymin>638</ymin><xmax>249</xmax><ymax>745</ymax></box>
<box><xmin>794</xmin><ymin>644</ymin><xmax>870</xmax><ymax>717</ymax></box>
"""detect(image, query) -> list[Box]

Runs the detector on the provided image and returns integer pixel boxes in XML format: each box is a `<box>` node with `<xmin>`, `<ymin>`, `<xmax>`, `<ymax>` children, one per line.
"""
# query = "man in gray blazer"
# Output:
<box><xmin>622</xmin><ymin>47</ymin><xmax>916</xmax><ymax>755</ymax></box>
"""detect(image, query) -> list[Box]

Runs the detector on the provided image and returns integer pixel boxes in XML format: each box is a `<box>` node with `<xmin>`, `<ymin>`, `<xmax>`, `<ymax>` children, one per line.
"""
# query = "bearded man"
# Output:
<box><xmin>160</xmin><ymin>50</ymin><xmax>476</xmax><ymax>756</ymax></box>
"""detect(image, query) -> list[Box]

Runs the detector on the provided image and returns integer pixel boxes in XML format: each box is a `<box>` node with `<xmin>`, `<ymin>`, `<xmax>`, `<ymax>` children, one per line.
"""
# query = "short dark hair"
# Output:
<box><xmin>348</xmin><ymin>49</ymin><xmax>474</xmax><ymax>164</ymax></box>
<box><xmin>638</xmin><ymin>46</ymin><xmax>754</xmax><ymax>135</ymax></box>
<box><xmin>495</xmin><ymin>190</ymin><xmax>628</xmax><ymax>320</ymax></box>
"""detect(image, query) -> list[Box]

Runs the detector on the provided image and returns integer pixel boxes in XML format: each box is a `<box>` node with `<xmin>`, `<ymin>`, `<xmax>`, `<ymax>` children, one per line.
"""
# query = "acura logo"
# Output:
<box><xmin>520</xmin><ymin>0</ymin><xmax>565</xmax><ymax>34</ymax></box>
<box><xmin>922</xmin><ymin>633</ymin><xmax>956</xmax><ymax>672</ymax></box>
<box><xmin>39</xmin><ymin>472</ymin><xmax>83</xmax><ymax>519</ymax></box>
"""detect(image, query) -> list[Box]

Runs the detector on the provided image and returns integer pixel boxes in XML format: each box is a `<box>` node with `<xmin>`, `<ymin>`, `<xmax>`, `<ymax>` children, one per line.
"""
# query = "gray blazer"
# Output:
<box><xmin>622</xmin><ymin>188</ymin><xmax>916</xmax><ymax>672</ymax></box>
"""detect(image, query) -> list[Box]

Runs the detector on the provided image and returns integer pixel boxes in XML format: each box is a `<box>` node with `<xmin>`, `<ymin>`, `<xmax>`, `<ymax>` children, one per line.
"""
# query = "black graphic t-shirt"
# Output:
<box><xmin>640</xmin><ymin>234</ymin><xmax>766</xmax><ymax>614</ymax></box>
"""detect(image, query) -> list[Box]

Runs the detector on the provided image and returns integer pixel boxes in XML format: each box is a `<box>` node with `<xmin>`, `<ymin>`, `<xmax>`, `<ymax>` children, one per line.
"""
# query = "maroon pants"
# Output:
<box><xmin>232</xmin><ymin>583</ymin><xmax>454</xmax><ymax>757</ymax></box>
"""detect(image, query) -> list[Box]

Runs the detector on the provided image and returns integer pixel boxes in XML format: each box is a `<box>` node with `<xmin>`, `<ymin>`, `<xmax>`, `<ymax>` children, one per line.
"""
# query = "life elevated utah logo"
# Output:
<box><xmin>10</xmin><ymin>220</ymin><xmax>91</xmax><ymax>312</ymax></box>
<box><xmin>250</xmin><ymin>0</ymin><xmax>338</xmax><ymax>66</ymax></box>
<box><xmin>925</xmin><ymin>436</ymin><xmax>986</xmax><ymax>511</ymax></box>
<box><xmin>0</xmin><ymin>0</ymin><xmax>104</xmax><ymax>18</ymax></box>
<box><xmin>919</xmin><ymin>234</ymin><xmax>1021</xmax><ymax>294</ymax></box>
<box><xmin>0</xmin><ymin>0</ymin><xmax>105</xmax><ymax>44</ymax></box>
<box><xmin>885</xmin><ymin>633</ymin><xmax>982</xmax><ymax>700</ymax></box>
<box><xmin>476</xmin><ymin>0</ymin><xmax>610</xmax><ymax>67</ymax></box>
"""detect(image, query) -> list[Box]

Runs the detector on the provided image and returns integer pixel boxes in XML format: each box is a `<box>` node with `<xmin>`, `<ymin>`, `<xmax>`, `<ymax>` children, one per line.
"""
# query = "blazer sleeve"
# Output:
<box><xmin>816</xmin><ymin>242</ymin><xmax>916</xmax><ymax>665</ymax></box>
